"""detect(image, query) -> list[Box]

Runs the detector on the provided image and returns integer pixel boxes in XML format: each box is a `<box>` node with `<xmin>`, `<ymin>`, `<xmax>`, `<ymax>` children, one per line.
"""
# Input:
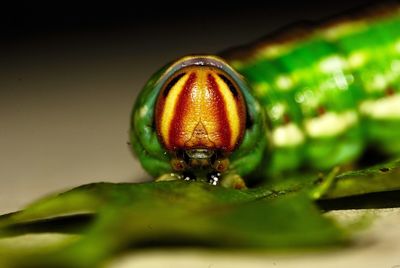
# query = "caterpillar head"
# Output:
<box><xmin>130</xmin><ymin>55</ymin><xmax>267</xmax><ymax>185</ymax></box>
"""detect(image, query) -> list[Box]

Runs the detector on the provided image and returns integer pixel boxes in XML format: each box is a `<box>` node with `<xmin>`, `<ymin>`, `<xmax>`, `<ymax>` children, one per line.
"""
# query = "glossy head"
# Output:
<box><xmin>155</xmin><ymin>65</ymin><xmax>247</xmax><ymax>154</ymax></box>
<box><xmin>130</xmin><ymin>55</ymin><xmax>267</xmax><ymax>183</ymax></box>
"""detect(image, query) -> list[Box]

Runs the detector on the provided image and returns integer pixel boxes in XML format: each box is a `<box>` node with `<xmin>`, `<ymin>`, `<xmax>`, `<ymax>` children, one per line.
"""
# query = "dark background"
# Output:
<box><xmin>1</xmin><ymin>1</ymin><xmax>378</xmax><ymax>43</ymax></box>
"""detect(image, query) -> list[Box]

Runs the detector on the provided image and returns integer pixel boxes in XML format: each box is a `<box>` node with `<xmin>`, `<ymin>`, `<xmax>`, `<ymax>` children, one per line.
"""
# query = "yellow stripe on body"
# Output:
<box><xmin>213</xmin><ymin>73</ymin><xmax>241</xmax><ymax>148</ymax></box>
<box><xmin>159</xmin><ymin>73</ymin><xmax>190</xmax><ymax>148</ymax></box>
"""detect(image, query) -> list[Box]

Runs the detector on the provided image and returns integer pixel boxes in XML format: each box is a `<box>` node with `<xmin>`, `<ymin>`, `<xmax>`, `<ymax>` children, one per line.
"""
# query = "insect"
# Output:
<box><xmin>130</xmin><ymin>2</ymin><xmax>400</xmax><ymax>188</ymax></box>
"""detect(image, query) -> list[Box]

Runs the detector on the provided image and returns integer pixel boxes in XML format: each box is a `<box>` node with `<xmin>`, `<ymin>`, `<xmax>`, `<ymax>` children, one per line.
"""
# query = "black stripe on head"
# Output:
<box><xmin>163</xmin><ymin>72</ymin><xmax>186</xmax><ymax>97</ymax></box>
<box><xmin>218</xmin><ymin>73</ymin><xmax>239</xmax><ymax>97</ymax></box>
<box><xmin>246</xmin><ymin>108</ymin><xmax>253</xmax><ymax>129</ymax></box>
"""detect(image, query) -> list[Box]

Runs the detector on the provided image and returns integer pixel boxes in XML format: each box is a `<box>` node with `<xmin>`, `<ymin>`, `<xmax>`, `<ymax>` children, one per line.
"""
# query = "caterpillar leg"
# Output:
<box><xmin>155</xmin><ymin>172</ymin><xmax>184</xmax><ymax>182</ymax></box>
<box><xmin>220</xmin><ymin>172</ymin><xmax>247</xmax><ymax>189</ymax></box>
<box><xmin>155</xmin><ymin>171</ymin><xmax>247</xmax><ymax>189</ymax></box>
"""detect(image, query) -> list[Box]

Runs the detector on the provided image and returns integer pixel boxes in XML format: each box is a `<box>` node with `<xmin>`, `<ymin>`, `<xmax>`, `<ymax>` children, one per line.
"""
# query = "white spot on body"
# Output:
<box><xmin>305</xmin><ymin>110</ymin><xmax>358</xmax><ymax>138</ymax></box>
<box><xmin>318</xmin><ymin>55</ymin><xmax>348</xmax><ymax>73</ymax></box>
<box><xmin>269</xmin><ymin>103</ymin><xmax>286</xmax><ymax>121</ymax></box>
<box><xmin>139</xmin><ymin>105</ymin><xmax>149</xmax><ymax>118</ymax></box>
<box><xmin>333</xmin><ymin>71</ymin><xmax>349</xmax><ymax>90</ymax></box>
<box><xmin>348</xmin><ymin>51</ymin><xmax>368</xmax><ymax>68</ymax></box>
<box><xmin>275</xmin><ymin>75</ymin><xmax>293</xmax><ymax>91</ymax></box>
<box><xmin>370</xmin><ymin>74</ymin><xmax>388</xmax><ymax>91</ymax></box>
<box><xmin>360</xmin><ymin>94</ymin><xmax>400</xmax><ymax>119</ymax></box>
<box><xmin>272</xmin><ymin>123</ymin><xmax>305</xmax><ymax>147</ymax></box>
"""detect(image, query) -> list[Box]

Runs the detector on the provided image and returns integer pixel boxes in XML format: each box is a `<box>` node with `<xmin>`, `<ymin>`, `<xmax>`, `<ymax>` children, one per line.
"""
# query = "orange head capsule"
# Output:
<box><xmin>155</xmin><ymin>59</ymin><xmax>247</xmax><ymax>172</ymax></box>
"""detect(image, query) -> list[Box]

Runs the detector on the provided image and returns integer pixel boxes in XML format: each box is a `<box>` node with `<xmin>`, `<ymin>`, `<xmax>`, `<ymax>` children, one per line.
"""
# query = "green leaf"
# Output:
<box><xmin>0</xmin><ymin>181</ymin><xmax>346</xmax><ymax>268</ymax></box>
<box><xmin>259</xmin><ymin>159</ymin><xmax>400</xmax><ymax>201</ymax></box>
<box><xmin>320</xmin><ymin>160</ymin><xmax>400</xmax><ymax>199</ymax></box>
<box><xmin>2</xmin><ymin>159</ymin><xmax>400</xmax><ymax>267</ymax></box>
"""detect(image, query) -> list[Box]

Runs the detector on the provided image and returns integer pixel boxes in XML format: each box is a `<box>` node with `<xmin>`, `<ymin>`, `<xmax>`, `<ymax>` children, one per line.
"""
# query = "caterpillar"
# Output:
<box><xmin>130</xmin><ymin>2</ymin><xmax>400</xmax><ymax>188</ymax></box>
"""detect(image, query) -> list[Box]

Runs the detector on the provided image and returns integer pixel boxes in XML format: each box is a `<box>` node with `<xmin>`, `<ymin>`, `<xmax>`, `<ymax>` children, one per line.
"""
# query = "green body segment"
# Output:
<box><xmin>233</xmin><ymin>53</ymin><xmax>304</xmax><ymax>175</ymax></box>
<box><xmin>223</xmin><ymin>4</ymin><xmax>400</xmax><ymax>176</ymax></box>
<box><xmin>320</xmin><ymin>11</ymin><xmax>400</xmax><ymax>155</ymax></box>
<box><xmin>231</xmin><ymin>34</ymin><xmax>365</xmax><ymax>176</ymax></box>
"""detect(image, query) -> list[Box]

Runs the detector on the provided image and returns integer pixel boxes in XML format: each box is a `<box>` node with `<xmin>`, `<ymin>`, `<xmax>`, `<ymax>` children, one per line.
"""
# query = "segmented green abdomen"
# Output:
<box><xmin>222</xmin><ymin>3</ymin><xmax>400</xmax><ymax>175</ymax></box>
<box><xmin>323</xmin><ymin>9</ymin><xmax>400</xmax><ymax>154</ymax></box>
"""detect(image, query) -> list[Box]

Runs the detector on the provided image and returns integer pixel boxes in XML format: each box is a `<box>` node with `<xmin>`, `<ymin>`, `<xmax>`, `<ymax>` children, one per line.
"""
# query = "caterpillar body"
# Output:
<box><xmin>130</xmin><ymin>2</ymin><xmax>400</xmax><ymax>188</ymax></box>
